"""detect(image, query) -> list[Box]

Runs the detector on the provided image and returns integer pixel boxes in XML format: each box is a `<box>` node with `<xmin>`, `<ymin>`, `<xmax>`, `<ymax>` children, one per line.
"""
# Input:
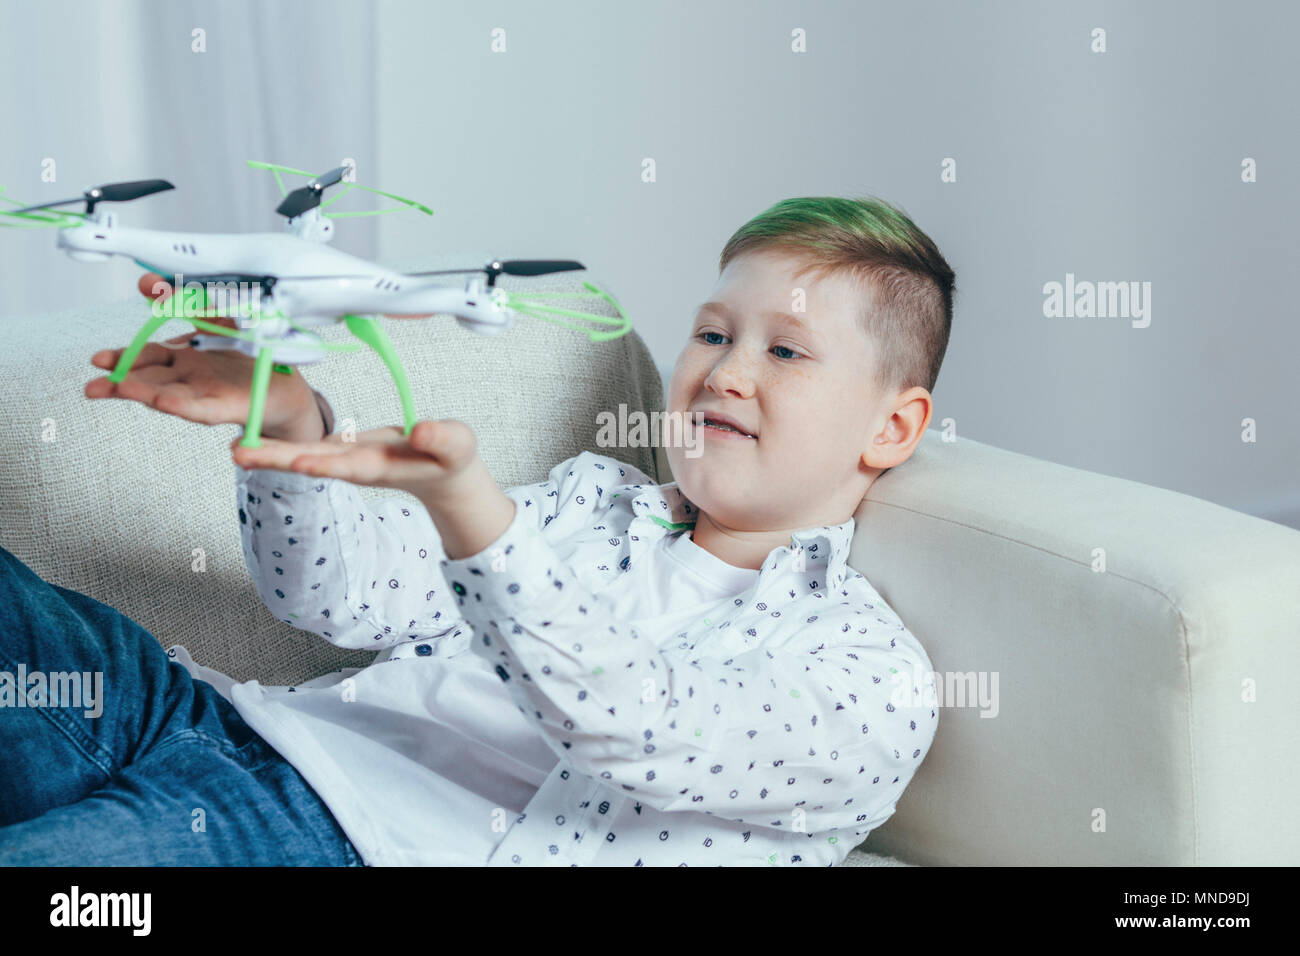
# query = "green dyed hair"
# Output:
<box><xmin>718</xmin><ymin>196</ymin><xmax>956</xmax><ymax>394</ymax></box>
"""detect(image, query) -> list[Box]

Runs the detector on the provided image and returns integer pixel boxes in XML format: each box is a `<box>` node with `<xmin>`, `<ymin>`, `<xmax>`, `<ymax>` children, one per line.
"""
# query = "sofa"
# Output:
<box><xmin>3</xmin><ymin>254</ymin><xmax>1297</xmax><ymax>866</ymax></box>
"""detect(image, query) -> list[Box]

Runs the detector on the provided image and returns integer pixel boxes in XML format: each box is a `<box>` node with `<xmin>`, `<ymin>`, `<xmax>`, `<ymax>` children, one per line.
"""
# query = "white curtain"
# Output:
<box><xmin>0</xmin><ymin>0</ymin><xmax>378</xmax><ymax>317</ymax></box>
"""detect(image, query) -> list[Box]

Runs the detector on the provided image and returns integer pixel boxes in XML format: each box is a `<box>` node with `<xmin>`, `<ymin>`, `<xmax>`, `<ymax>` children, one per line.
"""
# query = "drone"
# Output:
<box><xmin>0</xmin><ymin>160</ymin><xmax>633</xmax><ymax>446</ymax></box>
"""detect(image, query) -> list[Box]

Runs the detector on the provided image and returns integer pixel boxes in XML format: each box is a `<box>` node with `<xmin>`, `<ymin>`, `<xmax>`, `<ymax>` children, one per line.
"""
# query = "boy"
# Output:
<box><xmin>3</xmin><ymin>196</ymin><xmax>953</xmax><ymax>866</ymax></box>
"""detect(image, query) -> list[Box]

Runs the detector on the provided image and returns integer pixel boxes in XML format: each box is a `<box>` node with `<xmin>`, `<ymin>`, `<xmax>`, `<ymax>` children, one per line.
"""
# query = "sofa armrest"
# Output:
<box><xmin>847</xmin><ymin>429</ymin><xmax>1300</xmax><ymax>865</ymax></box>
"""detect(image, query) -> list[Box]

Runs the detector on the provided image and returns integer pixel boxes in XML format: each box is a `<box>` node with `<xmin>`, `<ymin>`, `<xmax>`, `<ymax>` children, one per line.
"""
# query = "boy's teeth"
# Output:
<box><xmin>706</xmin><ymin>419</ymin><xmax>749</xmax><ymax>436</ymax></box>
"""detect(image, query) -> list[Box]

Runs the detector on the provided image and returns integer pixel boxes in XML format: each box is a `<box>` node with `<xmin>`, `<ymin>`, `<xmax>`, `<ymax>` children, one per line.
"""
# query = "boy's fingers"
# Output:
<box><xmin>85</xmin><ymin>362</ymin><xmax>186</xmax><ymax>400</ymax></box>
<box><xmin>293</xmin><ymin>429</ymin><xmax>406</xmax><ymax>453</ymax></box>
<box><xmin>301</xmin><ymin>426</ymin><xmax>408</xmax><ymax>449</ymax></box>
<box><xmin>332</xmin><ymin>426</ymin><xmax>408</xmax><ymax>446</ymax></box>
<box><xmin>85</xmin><ymin>371</ymin><xmax>215</xmax><ymax>421</ymax></box>
<box><xmin>411</xmin><ymin>419</ymin><xmax>478</xmax><ymax>468</ymax></box>
<box><xmin>231</xmin><ymin>435</ymin><xmax>343</xmax><ymax>470</ymax></box>
<box><xmin>235</xmin><ymin>447</ymin><xmax>375</xmax><ymax>480</ymax></box>
<box><xmin>292</xmin><ymin>447</ymin><xmax>424</xmax><ymax>485</ymax></box>
<box><xmin>138</xmin><ymin>272</ymin><xmax>173</xmax><ymax>301</ymax></box>
<box><xmin>230</xmin><ymin>436</ymin><xmax>425</xmax><ymax>485</ymax></box>
<box><xmin>142</xmin><ymin>383</ymin><xmax>236</xmax><ymax>424</ymax></box>
<box><xmin>288</xmin><ymin>454</ymin><xmax>368</xmax><ymax>482</ymax></box>
<box><xmin>96</xmin><ymin>369</ymin><xmax>190</xmax><ymax>407</ymax></box>
<box><xmin>230</xmin><ymin>443</ymin><xmax>295</xmax><ymax>471</ymax></box>
<box><xmin>91</xmin><ymin>341</ymin><xmax>178</xmax><ymax>372</ymax></box>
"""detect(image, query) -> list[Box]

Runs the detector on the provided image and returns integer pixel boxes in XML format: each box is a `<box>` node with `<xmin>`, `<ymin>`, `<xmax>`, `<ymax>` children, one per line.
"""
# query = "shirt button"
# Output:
<box><xmin>415</xmin><ymin>644</ymin><xmax>433</xmax><ymax>656</ymax></box>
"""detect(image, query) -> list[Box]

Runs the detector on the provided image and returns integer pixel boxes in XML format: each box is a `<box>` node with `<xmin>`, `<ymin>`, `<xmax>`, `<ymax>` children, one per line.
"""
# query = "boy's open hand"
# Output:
<box><xmin>85</xmin><ymin>273</ymin><xmax>325</xmax><ymax>443</ymax></box>
<box><xmin>230</xmin><ymin>419</ymin><xmax>481</xmax><ymax>502</ymax></box>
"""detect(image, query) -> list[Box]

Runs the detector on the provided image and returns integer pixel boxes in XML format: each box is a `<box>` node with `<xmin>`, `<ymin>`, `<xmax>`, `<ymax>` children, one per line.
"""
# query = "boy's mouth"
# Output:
<box><xmin>696</xmin><ymin>414</ymin><xmax>757</xmax><ymax>440</ymax></box>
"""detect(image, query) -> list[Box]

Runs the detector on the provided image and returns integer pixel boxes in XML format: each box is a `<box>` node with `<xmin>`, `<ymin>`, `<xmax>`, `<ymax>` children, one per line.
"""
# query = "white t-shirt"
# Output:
<box><xmin>171</xmin><ymin>526</ymin><xmax>759</xmax><ymax>866</ymax></box>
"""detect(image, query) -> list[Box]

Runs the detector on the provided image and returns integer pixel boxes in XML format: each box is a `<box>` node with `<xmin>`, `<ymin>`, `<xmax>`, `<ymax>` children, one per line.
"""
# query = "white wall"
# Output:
<box><xmin>2</xmin><ymin>0</ymin><xmax>1296</xmax><ymax>529</ymax></box>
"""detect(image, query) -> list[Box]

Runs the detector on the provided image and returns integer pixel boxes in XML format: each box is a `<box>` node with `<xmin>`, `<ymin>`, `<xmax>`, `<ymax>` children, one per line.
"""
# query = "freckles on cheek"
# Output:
<box><xmin>764</xmin><ymin>364</ymin><xmax>818</xmax><ymax>396</ymax></box>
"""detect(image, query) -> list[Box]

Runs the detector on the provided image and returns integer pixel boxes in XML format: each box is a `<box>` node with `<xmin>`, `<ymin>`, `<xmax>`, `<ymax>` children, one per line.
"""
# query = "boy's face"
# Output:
<box><xmin>665</xmin><ymin>247</ymin><xmax>920</xmax><ymax>532</ymax></box>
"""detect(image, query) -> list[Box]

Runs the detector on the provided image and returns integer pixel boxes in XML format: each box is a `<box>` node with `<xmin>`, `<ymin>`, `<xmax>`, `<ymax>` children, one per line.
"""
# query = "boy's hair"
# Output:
<box><xmin>717</xmin><ymin>196</ymin><xmax>956</xmax><ymax>394</ymax></box>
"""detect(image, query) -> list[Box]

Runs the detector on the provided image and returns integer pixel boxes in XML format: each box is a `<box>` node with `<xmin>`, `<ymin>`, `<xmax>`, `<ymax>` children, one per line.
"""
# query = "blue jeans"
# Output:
<box><xmin>0</xmin><ymin>544</ymin><xmax>365</xmax><ymax>866</ymax></box>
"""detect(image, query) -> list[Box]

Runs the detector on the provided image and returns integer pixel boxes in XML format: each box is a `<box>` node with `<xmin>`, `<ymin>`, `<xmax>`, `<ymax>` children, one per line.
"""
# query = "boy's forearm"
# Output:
<box><xmin>261</xmin><ymin>384</ymin><xmax>330</xmax><ymax>443</ymax></box>
<box><xmin>419</xmin><ymin>455</ymin><xmax>517</xmax><ymax>560</ymax></box>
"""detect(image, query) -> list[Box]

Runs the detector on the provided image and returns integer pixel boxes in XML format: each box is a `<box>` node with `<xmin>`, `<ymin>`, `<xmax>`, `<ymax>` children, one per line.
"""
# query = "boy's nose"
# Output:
<box><xmin>705</xmin><ymin>357</ymin><xmax>756</xmax><ymax>398</ymax></box>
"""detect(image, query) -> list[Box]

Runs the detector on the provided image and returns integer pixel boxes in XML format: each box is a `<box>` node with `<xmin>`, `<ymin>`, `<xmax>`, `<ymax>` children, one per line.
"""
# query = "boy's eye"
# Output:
<box><xmin>695</xmin><ymin>331</ymin><xmax>803</xmax><ymax>360</ymax></box>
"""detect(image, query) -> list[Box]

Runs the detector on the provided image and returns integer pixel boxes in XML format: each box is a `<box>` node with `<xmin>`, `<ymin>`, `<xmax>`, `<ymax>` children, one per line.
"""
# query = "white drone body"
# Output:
<box><xmin>55</xmin><ymin>205</ymin><xmax>515</xmax><ymax>364</ymax></box>
<box><xmin>2</xmin><ymin>165</ymin><xmax>624</xmax><ymax>446</ymax></box>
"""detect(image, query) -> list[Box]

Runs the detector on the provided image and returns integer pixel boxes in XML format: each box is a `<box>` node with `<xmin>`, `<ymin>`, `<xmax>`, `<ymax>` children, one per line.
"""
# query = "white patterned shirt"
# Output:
<box><xmin>169</xmin><ymin>445</ymin><xmax>938</xmax><ymax>866</ymax></box>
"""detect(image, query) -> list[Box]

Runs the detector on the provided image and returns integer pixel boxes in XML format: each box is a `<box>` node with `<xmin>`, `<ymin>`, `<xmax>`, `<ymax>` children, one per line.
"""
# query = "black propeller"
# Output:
<box><xmin>8</xmin><ymin>179</ymin><xmax>174</xmax><ymax>216</ymax></box>
<box><xmin>407</xmin><ymin>259</ymin><xmax>586</xmax><ymax>287</ymax></box>
<box><xmin>275</xmin><ymin>165</ymin><xmax>350</xmax><ymax>219</ymax></box>
<box><xmin>234</xmin><ymin>259</ymin><xmax>586</xmax><ymax>286</ymax></box>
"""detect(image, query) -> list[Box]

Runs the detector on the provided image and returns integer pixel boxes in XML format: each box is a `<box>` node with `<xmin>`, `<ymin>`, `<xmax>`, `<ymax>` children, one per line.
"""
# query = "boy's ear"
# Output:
<box><xmin>861</xmin><ymin>386</ymin><xmax>931</xmax><ymax>472</ymax></box>
<box><xmin>905</xmin><ymin>386</ymin><xmax>935</xmax><ymax>439</ymax></box>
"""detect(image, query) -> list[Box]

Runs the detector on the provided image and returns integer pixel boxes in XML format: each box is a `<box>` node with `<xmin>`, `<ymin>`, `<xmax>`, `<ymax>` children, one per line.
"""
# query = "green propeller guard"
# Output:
<box><xmin>246</xmin><ymin>160</ymin><xmax>434</xmax><ymax>218</ymax></box>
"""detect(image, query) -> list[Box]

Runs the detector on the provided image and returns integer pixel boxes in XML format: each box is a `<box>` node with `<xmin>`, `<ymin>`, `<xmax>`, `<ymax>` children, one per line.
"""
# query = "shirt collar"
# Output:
<box><xmin>625</xmin><ymin>482</ymin><xmax>857</xmax><ymax>593</ymax></box>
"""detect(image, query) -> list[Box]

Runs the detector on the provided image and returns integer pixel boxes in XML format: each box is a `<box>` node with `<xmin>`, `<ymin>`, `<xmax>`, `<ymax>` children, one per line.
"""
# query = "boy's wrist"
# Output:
<box><xmin>419</xmin><ymin>457</ymin><xmax>516</xmax><ymax>560</ymax></box>
<box><xmin>419</xmin><ymin>455</ymin><xmax>490</xmax><ymax>510</ymax></box>
<box><xmin>309</xmin><ymin>388</ymin><xmax>334</xmax><ymax>436</ymax></box>
<box><xmin>262</xmin><ymin>387</ymin><xmax>330</xmax><ymax>443</ymax></box>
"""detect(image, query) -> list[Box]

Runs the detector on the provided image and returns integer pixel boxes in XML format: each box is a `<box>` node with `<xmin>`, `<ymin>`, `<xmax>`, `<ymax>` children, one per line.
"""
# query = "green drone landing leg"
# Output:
<box><xmin>239</xmin><ymin>345</ymin><xmax>278</xmax><ymax>448</ymax></box>
<box><xmin>111</xmin><ymin>275</ymin><xmax>210</xmax><ymax>384</ymax></box>
<box><xmin>108</xmin><ymin>309</ymin><xmax>175</xmax><ymax>385</ymax></box>
<box><xmin>343</xmin><ymin>314</ymin><xmax>417</xmax><ymax>437</ymax></box>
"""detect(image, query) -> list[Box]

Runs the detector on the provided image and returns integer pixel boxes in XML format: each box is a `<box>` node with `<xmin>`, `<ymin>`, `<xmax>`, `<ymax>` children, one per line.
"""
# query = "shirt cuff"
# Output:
<box><xmin>437</xmin><ymin>492</ymin><xmax>555</xmax><ymax>614</ymax></box>
<box><xmin>235</xmin><ymin>462</ymin><xmax>330</xmax><ymax>495</ymax></box>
